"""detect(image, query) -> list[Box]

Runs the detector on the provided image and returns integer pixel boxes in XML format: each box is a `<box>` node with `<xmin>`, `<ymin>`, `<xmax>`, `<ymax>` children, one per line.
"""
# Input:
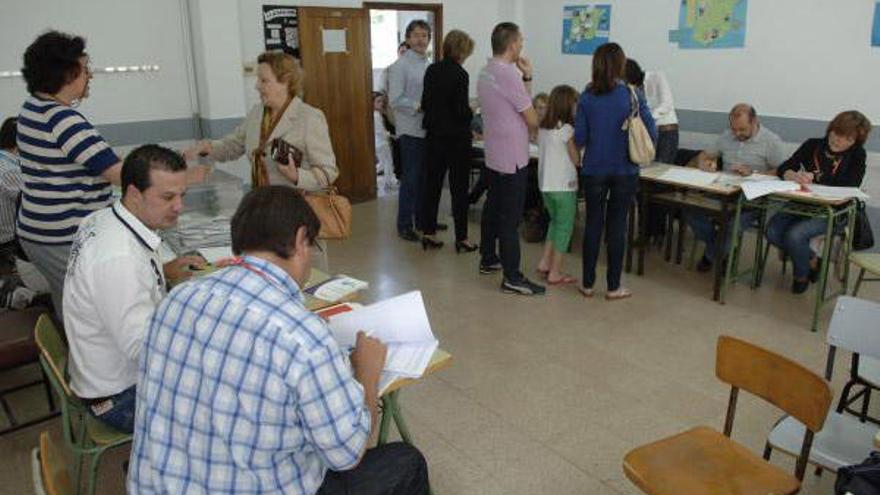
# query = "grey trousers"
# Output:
<box><xmin>19</xmin><ymin>239</ymin><xmax>70</xmax><ymax>320</ymax></box>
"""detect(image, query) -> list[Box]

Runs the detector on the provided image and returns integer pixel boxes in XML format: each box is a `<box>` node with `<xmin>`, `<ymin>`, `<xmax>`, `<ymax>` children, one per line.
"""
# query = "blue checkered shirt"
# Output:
<box><xmin>127</xmin><ymin>256</ymin><xmax>370</xmax><ymax>494</ymax></box>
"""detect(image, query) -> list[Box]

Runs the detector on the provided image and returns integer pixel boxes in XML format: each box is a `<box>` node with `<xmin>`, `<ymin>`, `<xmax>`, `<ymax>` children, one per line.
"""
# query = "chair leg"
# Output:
<box><xmin>763</xmin><ymin>441</ymin><xmax>772</xmax><ymax>460</ymax></box>
<box><xmin>860</xmin><ymin>387</ymin><xmax>872</xmax><ymax>423</ymax></box>
<box><xmin>837</xmin><ymin>379</ymin><xmax>858</xmax><ymax>413</ymax></box>
<box><xmin>814</xmin><ymin>466</ymin><xmax>823</xmax><ymax>477</ymax></box>
<box><xmin>852</xmin><ymin>268</ymin><xmax>866</xmax><ymax>296</ymax></box>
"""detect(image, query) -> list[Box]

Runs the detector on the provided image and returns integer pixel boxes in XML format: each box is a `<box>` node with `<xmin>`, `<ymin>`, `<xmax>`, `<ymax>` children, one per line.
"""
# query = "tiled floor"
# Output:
<box><xmin>1</xmin><ymin>190</ymin><xmax>877</xmax><ymax>494</ymax></box>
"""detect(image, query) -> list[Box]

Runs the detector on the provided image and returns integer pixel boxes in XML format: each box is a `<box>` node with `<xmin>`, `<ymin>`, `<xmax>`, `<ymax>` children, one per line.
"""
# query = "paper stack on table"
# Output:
<box><xmin>801</xmin><ymin>185</ymin><xmax>870</xmax><ymax>200</ymax></box>
<box><xmin>304</xmin><ymin>275</ymin><xmax>369</xmax><ymax>303</ymax></box>
<box><xmin>659</xmin><ymin>168</ymin><xmax>720</xmax><ymax>187</ymax></box>
<box><xmin>322</xmin><ymin>291</ymin><xmax>439</xmax><ymax>394</ymax></box>
<box><xmin>741</xmin><ymin>180</ymin><xmax>800</xmax><ymax>200</ymax></box>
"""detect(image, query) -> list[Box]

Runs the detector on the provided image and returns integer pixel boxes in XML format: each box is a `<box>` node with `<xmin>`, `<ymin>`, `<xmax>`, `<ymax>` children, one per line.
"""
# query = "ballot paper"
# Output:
<box><xmin>659</xmin><ymin>168</ymin><xmax>720</xmax><ymax>187</ymax></box>
<box><xmin>740</xmin><ymin>180</ymin><xmax>800</xmax><ymax>200</ymax></box>
<box><xmin>327</xmin><ymin>291</ymin><xmax>435</xmax><ymax>349</ymax></box>
<box><xmin>198</xmin><ymin>246</ymin><xmax>234</xmax><ymax>263</ymax></box>
<box><xmin>801</xmin><ymin>185</ymin><xmax>870</xmax><ymax>200</ymax></box>
<box><xmin>303</xmin><ymin>275</ymin><xmax>369</xmax><ymax>302</ymax></box>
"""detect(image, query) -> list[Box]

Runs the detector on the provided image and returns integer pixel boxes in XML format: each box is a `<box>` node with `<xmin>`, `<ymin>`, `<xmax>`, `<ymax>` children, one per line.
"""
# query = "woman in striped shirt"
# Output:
<box><xmin>17</xmin><ymin>31</ymin><xmax>122</xmax><ymax>318</ymax></box>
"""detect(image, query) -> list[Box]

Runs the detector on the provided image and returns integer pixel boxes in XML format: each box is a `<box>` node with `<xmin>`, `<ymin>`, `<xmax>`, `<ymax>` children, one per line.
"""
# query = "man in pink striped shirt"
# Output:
<box><xmin>476</xmin><ymin>22</ymin><xmax>543</xmax><ymax>295</ymax></box>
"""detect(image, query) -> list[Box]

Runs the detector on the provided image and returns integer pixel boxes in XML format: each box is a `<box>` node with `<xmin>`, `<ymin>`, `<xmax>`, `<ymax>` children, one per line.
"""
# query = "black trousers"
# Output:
<box><xmin>317</xmin><ymin>442</ymin><xmax>429</xmax><ymax>495</ymax></box>
<box><xmin>480</xmin><ymin>166</ymin><xmax>528</xmax><ymax>281</ymax></box>
<box><xmin>422</xmin><ymin>134</ymin><xmax>472</xmax><ymax>241</ymax></box>
<box><xmin>582</xmin><ymin>174</ymin><xmax>638</xmax><ymax>291</ymax></box>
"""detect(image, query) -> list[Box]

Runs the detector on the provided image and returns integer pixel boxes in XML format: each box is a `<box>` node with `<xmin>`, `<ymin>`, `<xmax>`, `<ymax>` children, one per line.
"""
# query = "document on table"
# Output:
<box><xmin>802</xmin><ymin>185</ymin><xmax>870</xmax><ymax>200</ymax></box>
<box><xmin>384</xmin><ymin>340</ymin><xmax>439</xmax><ymax>377</ymax></box>
<box><xmin>659</xmin><ymin>168</ymin><xmax>720</xmax><ymax>187</ymax></box>
<box><xmin>304</xmin><ymin>275</ymin><xmax>369</xmax><ymax>302</ymax></box>
<box><xmin>740</xmin><ymin>180</ymin><xmax>800</xmax><ymax>200</ymax></box>
<box><xmin>326</xmin><ymin>290</ymin><xmax>435</xmax><ymax>349</ymax></box>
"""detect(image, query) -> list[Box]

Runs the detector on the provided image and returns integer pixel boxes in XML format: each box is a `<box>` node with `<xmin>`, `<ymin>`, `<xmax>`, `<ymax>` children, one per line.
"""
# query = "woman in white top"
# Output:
<box><xmin>536</xmin><ymin>85</ymin><xmax>580</xmax><ymax>285</ymax></box>
<box><xmin>185</xmin><ymin>52</ymin><xmax>337</xmax><ymax>191</ymax></box>
<box><xmin>625</xmin><ymin>59</ymin><xmax>678</xmax><ymax>164</ymax></box>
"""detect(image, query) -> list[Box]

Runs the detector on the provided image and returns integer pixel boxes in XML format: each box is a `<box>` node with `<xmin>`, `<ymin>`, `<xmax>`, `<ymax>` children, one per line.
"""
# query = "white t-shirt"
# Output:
<box><xmin>538</xmin><ymin>123</ymin><xmax>578</xmax><ymax>192</ymax></box>
<box><xmin>64</xmin><ymin>201</ymin><xmax>167</xmax><ymax>398</ymax></box>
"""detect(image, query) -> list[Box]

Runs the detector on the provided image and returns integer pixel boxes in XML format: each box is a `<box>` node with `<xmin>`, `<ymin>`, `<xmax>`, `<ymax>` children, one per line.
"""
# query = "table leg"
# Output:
<box><xmin>752</xmin><ymin>206</ymin><xmax>768</xmax><ymax>289</ymax></box>
<box><xmin>637</xmin><ymin>185</ymin><xmax>649</xmax><ymax>276</ymax></box>
<box><xmin>841</xmin><ymin>204</ymin><xmax>856</xmax><ymax>294</ymax></box>
<box><xmin>675</xmin><ymin>209</ymin><xmax>686</xmax><ymax>265</ymax></box>
<box><xmin>716</xmin><ymin>198</ymin><xmax>735</xmax><ymax>303</ymax></box>
<box><xmin>811</xmin><ymin>207</ymin><xmax>836</xmax><ymax>332</ymax></box>
<box><xmin>377</xmin><ymin>394</ymin><xmax>394</xmax><ymax>445</ymax></box>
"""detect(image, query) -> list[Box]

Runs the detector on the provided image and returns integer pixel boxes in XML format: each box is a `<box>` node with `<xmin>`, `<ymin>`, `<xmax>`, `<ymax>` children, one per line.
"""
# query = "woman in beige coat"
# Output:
<box><xmin>185</xmin><ymin>51</ymin><xmax>337</xmax><ymax>191</ymax></box>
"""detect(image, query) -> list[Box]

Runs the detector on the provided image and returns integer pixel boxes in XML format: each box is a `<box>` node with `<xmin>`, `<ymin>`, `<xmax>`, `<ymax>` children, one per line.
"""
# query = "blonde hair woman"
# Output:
<box><xmin>185</xmin><ymin>51</ymin><xmax>337</xmax><ymax>191</ymax></box>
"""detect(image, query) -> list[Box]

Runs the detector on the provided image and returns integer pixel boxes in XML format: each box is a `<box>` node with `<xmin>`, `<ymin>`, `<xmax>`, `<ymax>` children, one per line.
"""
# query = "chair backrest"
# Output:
<box><xmin>39</xmin><ymin>431</ymin><xmax>73</xmax><ymax>495</ymax></box>
<box><xmin>716</xmin><ymin>335</ymin><xmax>831</xmax><ymax>433</ymax></box>
<box><xmin>33</xmin><ymin>314</ymin><xmax>73</xmax><ymax>398</ymax></box>
<box><xmin>827</xmin><ymin>296</ymin><xmax>880</xmax><ymax>359</ymax></box>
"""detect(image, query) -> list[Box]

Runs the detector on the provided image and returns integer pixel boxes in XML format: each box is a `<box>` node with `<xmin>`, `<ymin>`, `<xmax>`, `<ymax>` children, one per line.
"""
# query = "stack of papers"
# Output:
<box><xmin>659</xmin><ymin>168</ymin><xmax>720</xmax><ymax>187</ymax></box>
<box><xmin>801</xmin><ymin>185</ymin><xmax>870</xmax><ymax>200</ymax></box>
<box><xmin>322</xmin><ymin>291</ymin><xmax>439</xmax><ymax>395</ymax></box>
<box><xmin>741</xmin><ymin>180</ymin><xmax>800</xmax><ymax>200</ymax></box>
<box><xmin>304</xmin><ymin>275</ymin><xmax>369</xmax><ymax>303</ymax></box>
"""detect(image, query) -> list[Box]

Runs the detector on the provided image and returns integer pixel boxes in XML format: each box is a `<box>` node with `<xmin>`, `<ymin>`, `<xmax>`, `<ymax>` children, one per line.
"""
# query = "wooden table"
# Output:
<box><xmin>629</xmin><ymin>163</ymin><xmax>743</xmax><ymax>302</ymax></box>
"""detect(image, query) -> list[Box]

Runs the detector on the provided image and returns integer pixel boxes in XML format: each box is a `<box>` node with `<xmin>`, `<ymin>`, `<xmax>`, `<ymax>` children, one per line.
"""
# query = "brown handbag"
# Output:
<box><xmin>303</xmin><ymin>166</ymin><xmax>352</xmax><ymax>240</ymax></box>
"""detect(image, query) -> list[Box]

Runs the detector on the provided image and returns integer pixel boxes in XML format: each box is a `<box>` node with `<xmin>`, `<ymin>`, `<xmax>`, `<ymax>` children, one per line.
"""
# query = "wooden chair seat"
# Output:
<box><xmin>0</xmin><ymin>306</ymin><xmax>45</xmax><ymax>369</ymax></box>
<box><xmin>624</xmin><ymin>425</ymin><xmax>800</xmax><ymax>495</ymax></box>
<box><xmin>851</xmin><ymin>252</ymin><xmax>880</xmax><ymax>275</ymax></box>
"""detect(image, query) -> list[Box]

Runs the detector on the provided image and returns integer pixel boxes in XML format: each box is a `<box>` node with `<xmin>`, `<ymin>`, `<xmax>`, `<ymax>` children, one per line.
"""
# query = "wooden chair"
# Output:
<box><xmin>34</xmin><ymin>314</ymin><xmax>132</xmax><ymax>495</ymax></box>
<box><xmin>38</xmin><ymin>431</ymin><xmax>74</xmax><ymax>495</ymax></box>
<box><xmin>623</xmin><ymin>335</ymin><xmax>831</xmax><ymax>495</ymax></box>
<box><xmin>765</xmin><ymin>297</ymin><xmax>880</xmax><ymax>473</ymax></box>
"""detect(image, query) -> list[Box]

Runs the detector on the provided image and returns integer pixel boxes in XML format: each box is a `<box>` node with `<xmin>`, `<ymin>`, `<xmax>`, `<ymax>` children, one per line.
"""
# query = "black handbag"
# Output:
<box><xmin>836</xmin><ymin>451</ymin><xmax>880</xmax><ymax>495</ymax></box>
<box><xmin>853</xmin><ymin>200</ymin><xmax>875</xmax><ymax>251</ymax></box>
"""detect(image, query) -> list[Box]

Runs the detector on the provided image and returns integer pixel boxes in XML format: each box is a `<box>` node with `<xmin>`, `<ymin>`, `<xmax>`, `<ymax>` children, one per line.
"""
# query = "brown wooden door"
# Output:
<box><xmin>299</xmin><ymin>7</ymin><xmax>375</xmax><ymax>202</ymax></box>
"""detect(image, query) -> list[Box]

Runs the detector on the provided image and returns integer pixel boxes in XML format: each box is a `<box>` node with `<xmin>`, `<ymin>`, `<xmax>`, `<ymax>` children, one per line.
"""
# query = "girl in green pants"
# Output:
<box><xmin>536</xmin><ymin>85</ymin><xmax>581</xmax><ymax>285</ymax></box>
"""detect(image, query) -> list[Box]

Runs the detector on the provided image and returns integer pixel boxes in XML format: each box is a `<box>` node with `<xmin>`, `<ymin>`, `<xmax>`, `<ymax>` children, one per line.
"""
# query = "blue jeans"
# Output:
<box><xmin>396</xmin><ymin>135</ymin><xmax>426</xmax><ymax>234</ymax></box>
<box><xmin>582</xmin><ymin>174</ymin><xmax>638</xmax><ymax>291</ymax></box>
<box><xmin>88</xmin><ymin>385</ymin><xmax>136</xmax><ymax>433</ymax></box>
<box><xmin>687</xmin><ymin>210</ymin><xmax>758</xmax><ymax>262</ymax></box>
<box><xmin>765</xmin><ymin>212</ymin><xmax>829</xmax><ymax>279</ymax></box>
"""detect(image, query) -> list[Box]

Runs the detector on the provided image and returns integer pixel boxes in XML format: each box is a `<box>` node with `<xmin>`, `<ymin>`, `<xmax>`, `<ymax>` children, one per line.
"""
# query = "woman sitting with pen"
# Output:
<box><xmin>766</xmin><ymin>110</ymin><xmax>872</xmax><ymax>294</ymax></box>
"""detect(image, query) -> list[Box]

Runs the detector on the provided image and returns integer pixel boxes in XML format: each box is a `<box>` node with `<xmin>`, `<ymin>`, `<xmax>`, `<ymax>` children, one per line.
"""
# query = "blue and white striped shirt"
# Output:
<box><xmin>128</xmin><ymin>256</ymin><xmax>370</xmax><ymax>495</ymax></box>
<box><xmin>0</xmin><ymin>150</ymin><xmax>23</xmax><ymax>244</ymax></box>
<box><xmin>16</xmin><ymin>96</ymin><xmax>118</xmax><ymax>244</ymax></box>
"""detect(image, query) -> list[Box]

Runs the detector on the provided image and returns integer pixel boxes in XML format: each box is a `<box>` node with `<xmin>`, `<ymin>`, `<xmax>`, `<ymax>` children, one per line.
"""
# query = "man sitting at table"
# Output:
<box><xmin>63</xmin><ymin>145</ymin><xmax>204</xmax><ymax>433</ymax></box>
<box><xmin>686</xmin><ymin>103</ymin><xmax>788</xmax><ymax>272</ymax></box>
<box><xmin>128</xmin><ymin>185</ymin><xmax>429</xmax><ymax>495</ymax></box>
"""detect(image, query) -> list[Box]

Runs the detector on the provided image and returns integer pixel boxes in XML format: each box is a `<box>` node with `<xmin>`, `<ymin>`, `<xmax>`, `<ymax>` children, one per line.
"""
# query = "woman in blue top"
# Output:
<box><xmin>575</xmin><ymin>43</ymin><xmax>656</xmax><ymax>300</ymax></box>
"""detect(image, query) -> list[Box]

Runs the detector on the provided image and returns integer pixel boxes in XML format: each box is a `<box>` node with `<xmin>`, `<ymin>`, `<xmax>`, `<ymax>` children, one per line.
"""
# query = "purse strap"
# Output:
<box><xmin>311</xmin><ymin>165</ymin><xmax>336</xmax><ymax>192</ymax></box>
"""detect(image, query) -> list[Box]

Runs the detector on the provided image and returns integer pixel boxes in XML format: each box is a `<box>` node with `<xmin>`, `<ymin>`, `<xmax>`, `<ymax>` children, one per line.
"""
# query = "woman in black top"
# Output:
<box><xmin>766</xmin><ymin>111</ymin><xmax>872</xmax><ymax>294</ymax></box>
<box><xmin>420</xmin><ymin>30</ymin><xmax>477</xmax><ymax>252</ymax></box>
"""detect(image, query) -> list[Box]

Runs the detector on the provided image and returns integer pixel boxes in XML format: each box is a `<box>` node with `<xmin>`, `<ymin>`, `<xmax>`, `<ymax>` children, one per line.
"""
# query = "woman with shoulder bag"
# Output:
<box><xmin>574</xmin><ymin>43</ymin><xmax>657</xmax><ymax>300</ymax></box>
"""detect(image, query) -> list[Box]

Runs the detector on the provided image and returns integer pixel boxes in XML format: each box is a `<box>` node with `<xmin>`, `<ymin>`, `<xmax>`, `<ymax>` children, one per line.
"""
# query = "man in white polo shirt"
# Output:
<box><xmin>63</xmin><ymin>144</ymin><xmax>203</xmax><ymax>433</ymax></box>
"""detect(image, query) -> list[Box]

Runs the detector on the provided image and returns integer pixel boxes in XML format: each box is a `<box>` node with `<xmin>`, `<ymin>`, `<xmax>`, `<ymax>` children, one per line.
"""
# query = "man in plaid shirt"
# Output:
<box><xmin>128</xmin><ymin>185</ymin><xmax>429</xmax><ymax>494</ymax></box>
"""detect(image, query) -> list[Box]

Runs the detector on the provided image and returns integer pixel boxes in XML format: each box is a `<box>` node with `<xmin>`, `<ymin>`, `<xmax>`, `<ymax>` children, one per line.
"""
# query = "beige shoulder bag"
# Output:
<box><xmin>622</xmin><ymin>85</ymin><xmax>656</xmax><ymax>167</ymax></box>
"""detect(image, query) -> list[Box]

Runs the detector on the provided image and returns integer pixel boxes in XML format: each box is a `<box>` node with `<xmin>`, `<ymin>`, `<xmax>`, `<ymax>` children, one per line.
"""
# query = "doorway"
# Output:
<box><xmin>364</xmin><ymin>3</ymin><xmax>443</xmax><ymax>192</ymax></box>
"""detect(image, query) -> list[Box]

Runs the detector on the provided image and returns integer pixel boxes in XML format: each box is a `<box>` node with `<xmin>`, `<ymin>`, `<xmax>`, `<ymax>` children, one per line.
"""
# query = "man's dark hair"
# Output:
<box><xmin>231</xmin><ymin>186</ymin><xmax>320</xmax><ymax>259</ymax></box>
<box><xmin>121</xmin><ymin>144</ymin><xmax>187</xmax><ymax>196</ymax></box>
<box><xmin>22</xmin><ymin>30</ymin><xmax>87</xmax><ymax>96</ymax></box>
<box><xmin>624</xmin><ymin>59</ymin><xmax>645</xmax><ymax>87</ymax></box>
<box><xmin>491</xmin><ymin>22</ymin><xmax>520</xmax><ymax>55</ymax></box>
<box><xmin>405</xmin><ymin>20</ymin><xmax>432</xmax><ymax>39</ymax></box>
<box><xmin>0</xmin><ymin>118</ymin><xmax>17</xmax><ymax>151</ymax></box>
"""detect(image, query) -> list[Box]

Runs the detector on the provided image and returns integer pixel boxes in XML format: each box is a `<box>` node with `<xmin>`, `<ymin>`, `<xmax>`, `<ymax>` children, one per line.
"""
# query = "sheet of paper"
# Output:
<box><xmin>378</xmin><ymin>371</ymin><xmax>401</xmax><ymax>396</ymax></box>
<box><xmin>802</xmin><ymin>185</ymin><xmax>870</xmax><ymax>200</ymax></box>
<box><xmin>322</xmin><ymin>29</ymin><xmax>347</xmax><ymax>53</ymax></box>
<box><xmin>305</xmin><ymin>275</ymin><xmax>368</xmax><ymax>302</ymax></box>
<box><xmin>384</xmin><ymin>340</ymin><xmax>438</xmax><ymax>377</ymax></box>
<box><xmin>740</xmin><ymin>180</ymin><xmax>800</xmax><ymax>200</ymax></box>
<box><xmin>326</xmin><ymin>290</ymin><xmax>435</xmax><ymax>349</ymax></box>
<box><xmin>198</xmin><ymin>246</ymin><xmax>234</xmax><ymax>263</ymax></box>
<box><xmin>659</xmin><ymin>168</ymin><xmax>719</xmax><ymax>187</ymax></box>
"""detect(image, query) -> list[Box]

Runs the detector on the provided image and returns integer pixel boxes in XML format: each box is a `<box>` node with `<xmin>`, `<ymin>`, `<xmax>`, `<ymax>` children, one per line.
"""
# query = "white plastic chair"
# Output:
<box><xmin>764</xmin><ymin>296</ymin><xmax>880</xmax><ymax>473</ymax></box>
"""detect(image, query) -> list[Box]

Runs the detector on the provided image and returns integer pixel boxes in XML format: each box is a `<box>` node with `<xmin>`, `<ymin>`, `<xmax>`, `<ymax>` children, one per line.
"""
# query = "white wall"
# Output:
<box><xmin>523</xmin><ymin>0</ymin><xmax>880</xmax><ymax>124</ymax></box>
<box><xmin>0</xmin><ymin>0</ymin><xmax>196</xmax><ymax>126</ymax></box>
